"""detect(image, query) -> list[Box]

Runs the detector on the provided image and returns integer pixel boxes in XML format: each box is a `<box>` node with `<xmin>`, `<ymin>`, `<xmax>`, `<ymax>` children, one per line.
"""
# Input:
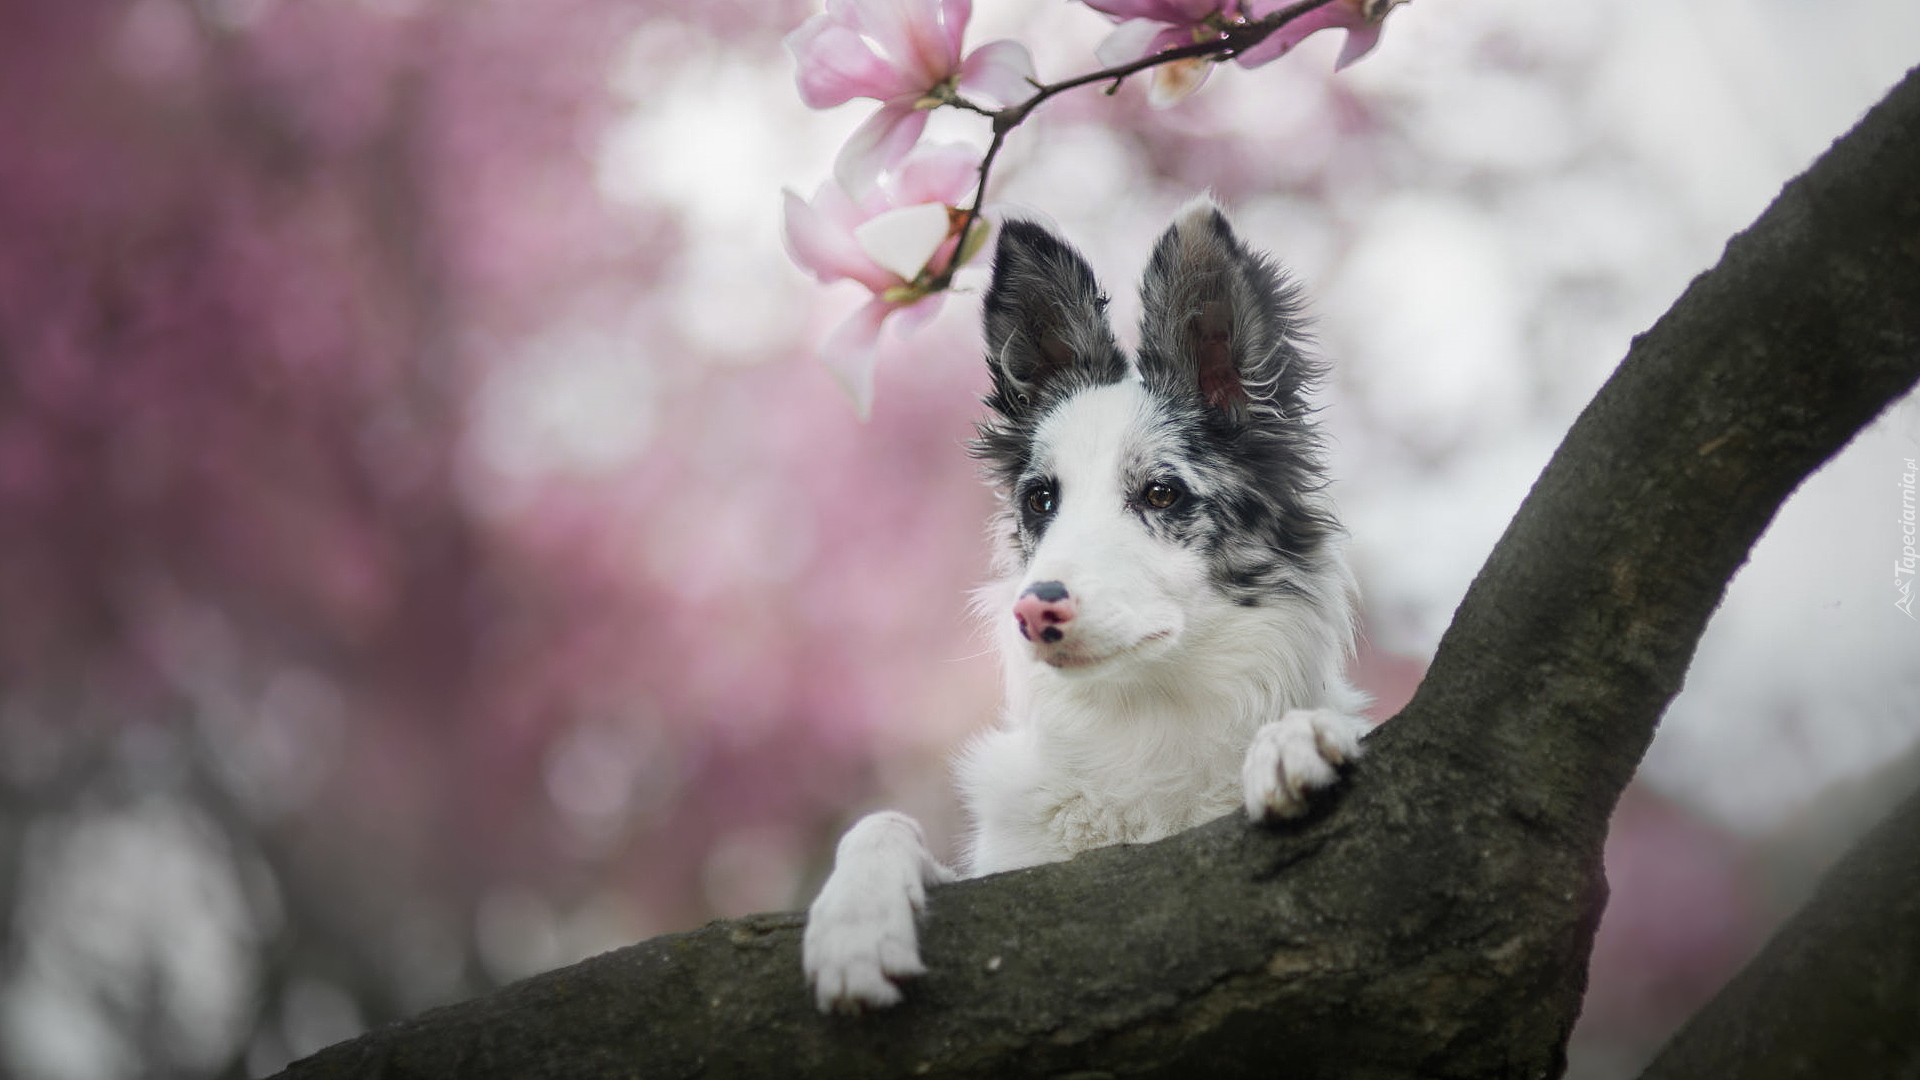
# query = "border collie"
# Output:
<box><xmin>803</xmin><ymin>197</ymin><xmax>1369</xmax><ymax>1013</ymax></box>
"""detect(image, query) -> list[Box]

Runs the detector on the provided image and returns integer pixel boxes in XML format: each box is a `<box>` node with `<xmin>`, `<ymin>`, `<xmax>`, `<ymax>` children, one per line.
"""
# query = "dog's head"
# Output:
<box><xmin>972</xmin><ymin>199</ymin><xmax>1340</xmax><ymax>677</ymax></box>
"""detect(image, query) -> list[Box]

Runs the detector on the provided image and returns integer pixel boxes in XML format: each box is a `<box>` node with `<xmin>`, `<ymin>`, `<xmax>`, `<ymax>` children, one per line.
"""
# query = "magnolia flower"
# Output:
<box><xmin>783</xmin><ymin>142</ymin><xmax>991</xmax><ymax>417</ymax></box>
<box><xmin>1082</xmin><ymin>0</ymin><xmax>1406</xmax><ymax>106</ymax></box>
<box><xmin>1083</xmin><ymin>0</ymin><xmax>1241</xmax><ymax>107</ymax></box>
<box><xmin>1235</xmin><ymin>0</ymin><xmax>1408</xmax><ymax>71</ymax></box>
<box><xmin>787</xmin><ymin>0</ymin><xmax>1035</xmax><ymax>192</ymax></box>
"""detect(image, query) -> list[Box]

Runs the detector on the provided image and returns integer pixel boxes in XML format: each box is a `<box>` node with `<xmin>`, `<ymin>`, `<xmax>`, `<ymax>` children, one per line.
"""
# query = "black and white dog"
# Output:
<box><xmin>803</xmin><ymin>198</ymin><xmax>1370</xmax><ymax>1013</ymax></box>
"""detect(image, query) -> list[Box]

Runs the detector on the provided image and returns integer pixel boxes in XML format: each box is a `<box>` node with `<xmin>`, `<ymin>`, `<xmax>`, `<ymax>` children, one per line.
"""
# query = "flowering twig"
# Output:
<box><xmin>925</xmin><ymin>0</ymin><xmax>1345</xmax><ymax>294</ymax></box>
<box><xmin>783</xmin><ymin>0</ymin><xmax>1406</xmax><ymax>416</ymax></box>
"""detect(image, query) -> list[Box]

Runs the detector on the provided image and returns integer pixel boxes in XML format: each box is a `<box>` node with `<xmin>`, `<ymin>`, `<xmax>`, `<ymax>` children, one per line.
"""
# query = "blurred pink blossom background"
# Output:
<box><xmin>2</xmin><ymin>1</ymin><xmax>1917</xmax><ymax>1078</ymax></box>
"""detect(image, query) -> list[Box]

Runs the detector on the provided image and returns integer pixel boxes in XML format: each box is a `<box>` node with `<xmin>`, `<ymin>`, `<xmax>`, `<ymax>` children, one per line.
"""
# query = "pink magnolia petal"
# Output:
<box><xmin>921</xmin><ymin>221</ymin><xmax>966</xmax><ymax>279</ymax></box>
<box><xmin>783</xmin><ymin>187</ymin><xmax>851</xmax><ymax>281</ymax></box>
<box><xmin>888</xmin><ymin>292</ymin><xmax>945</xmax><ymax>337</ymax></box>
<box><xmin>957</xmin><ymin>39</ymin><xmax>1035</xmax><ymax>108</ymax></box>
<box><xmin>833</xmin><ymin>0</ymin><xmax>959</xmax><ymax>88</ymax></box>
<box><xmin>1242</xmin><ymin>0</ymin><xmax>1342</xmax><ymax>19</ymax></box>
<box><xmin>1084</xmin><ymin>0</ymin><xmax>1225</xmax><ymax>21</ymax></box>
<box><xmin>811</xmin><ymin>173</ymin><xmax>879</xmax><ymax>232</ymax></box>
<box><xmin>1332</xmin><ymin>19</ymin><xmax>1384</xmax><ymax>69</ymax></box>
<box><xmin>786</xmin><ymin>17</ymin><xmax>914</xmax><ymax>108</ymax></box>
<box><xmin>1236</xmin><ymin>0</ymin><xmax>1362</xmax><ymax>68</ymax></box>
<box><xmin>939</xmin><ymin>0</ymin><xmax>972</xmax><ymax>66</ymax></box>
<box><xmin>833</xmin><ymin>102</ymin><xmax>929</xmax><ymax>195</ymax></box>
<box><xmin>819</xmin><ymin>297</ymin><xmax>896</xmax><ymax>420</ymax></box>
<box><xmin>813</xmin><ymin>170</ymin><xmax>903</xmax><ymax>237</ymax></box>
<box><xmin>824</xmin><ymin>0</ymin><xmax>902</xmax><ymax>68</ymax></box>
<box><xmin>1094</xmin><ymin>19</ymin><xmax>1169</xmax><ymax>66</ymax></box>
<box><xmin>889</xmin><ymin>141</ymin><xmax>982</xmax><ymax>205</ymax></box>
<box><xmin>782</xmin><ymin>187</ymin><xmax>895</xmax><ymax>292</ymax></box>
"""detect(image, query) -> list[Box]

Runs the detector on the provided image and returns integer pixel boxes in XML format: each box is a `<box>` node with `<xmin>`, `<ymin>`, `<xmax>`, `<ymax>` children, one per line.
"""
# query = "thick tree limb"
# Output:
<box><xmin>276</xmin><ymin>65</ymin><xmax>1920</xmax><ymax>1080</ymax></box>
<box><xmin>1638</xmin><ymin>780</ymin><xmax>1920</xmax><ymax>1080</ymax></box>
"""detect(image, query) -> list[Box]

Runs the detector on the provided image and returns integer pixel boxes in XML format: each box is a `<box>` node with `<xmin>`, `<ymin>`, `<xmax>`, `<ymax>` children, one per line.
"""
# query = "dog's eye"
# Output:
<box><xmin>1026</xmin><ymin>486</ymin><xmax>1056</xmax><ymax>515</ymax></box>
<box><xmin>1142</xmin><ymin>481</ymin><xmax>1182</xmax><ymax>510</ymax></box>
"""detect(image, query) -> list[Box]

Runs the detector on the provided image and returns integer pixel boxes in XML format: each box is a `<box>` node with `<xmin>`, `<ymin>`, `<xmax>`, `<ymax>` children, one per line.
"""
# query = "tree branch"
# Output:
<box><xmin>1638</xmin><ymin>780</ymin><xmax>1920</xmax><ymax>1080</ymax></box>
<box><xmin>274</xmin><ymin>64</ymin><xmax>1920</xmax><ymax>1080</ymax></box>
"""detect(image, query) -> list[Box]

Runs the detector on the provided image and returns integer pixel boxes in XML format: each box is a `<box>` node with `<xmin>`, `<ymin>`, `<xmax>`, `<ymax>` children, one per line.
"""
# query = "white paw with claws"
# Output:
<box><xmin>802</xmin><ymin>811</ymin><xmax>956</xmax><ymax>1014</ymax></box>
<box><xmin>1241</xmin><ymin>708</ymin><xmax>1369</xmax><ymax>821</ymax></box>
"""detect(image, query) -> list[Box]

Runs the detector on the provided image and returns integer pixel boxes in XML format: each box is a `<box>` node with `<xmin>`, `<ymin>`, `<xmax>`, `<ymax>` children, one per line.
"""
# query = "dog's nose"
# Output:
<box><xmin>1014</xmin><ymin>581</ymin><xmax>1075</xmax><ymax>644</ymax></box>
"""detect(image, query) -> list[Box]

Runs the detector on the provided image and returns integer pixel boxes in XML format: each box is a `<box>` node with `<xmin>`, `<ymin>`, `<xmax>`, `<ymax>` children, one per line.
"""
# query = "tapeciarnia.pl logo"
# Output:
<box><xmin>1898</xmin><ymin>457</ymin><xmax>1917</xmax><ymax>619</ymax></box>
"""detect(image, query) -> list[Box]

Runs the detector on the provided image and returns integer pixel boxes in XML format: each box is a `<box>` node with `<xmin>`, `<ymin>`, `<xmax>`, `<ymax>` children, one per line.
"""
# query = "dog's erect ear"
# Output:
<box><xmin>981</xmin><ymin>220</ymin><xmax>1125</xmax><ymax>418</ymax></box>
<box><xmin>1137</xmin><ymin>197</ymin><xmax>1315</xmax><ymax>422</ymax></box>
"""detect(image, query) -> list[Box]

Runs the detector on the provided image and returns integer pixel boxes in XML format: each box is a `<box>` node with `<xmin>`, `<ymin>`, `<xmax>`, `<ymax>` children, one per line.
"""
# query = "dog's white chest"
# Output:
<box><xmin>1035</xmin><ymin>780</ymin><xmax>1233</xmax><ymax>854</ymax></box>
<box><xmin>955</xmin><ymin>722</ymin><xmax>1243</xmax><ymax>875</ymax></box>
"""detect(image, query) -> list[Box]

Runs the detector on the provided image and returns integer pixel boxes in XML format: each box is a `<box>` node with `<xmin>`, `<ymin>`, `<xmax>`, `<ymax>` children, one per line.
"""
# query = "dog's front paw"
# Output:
<box><xmin>802</xmin><ymin>811</ymin><xmax>955</xmax><ymax>1014</ymax></box>
<box><xmin>1242</xmin><ymin>708</ymin><xmax>1368</xmax><ymax>822</ymax></box>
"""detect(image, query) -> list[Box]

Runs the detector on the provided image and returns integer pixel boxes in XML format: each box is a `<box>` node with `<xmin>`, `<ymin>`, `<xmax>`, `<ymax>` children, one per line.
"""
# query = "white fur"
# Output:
<box><xmin>801</xmin><ymin>811</ymin><xmax>956</xmax><ymax>1013</ymax></box>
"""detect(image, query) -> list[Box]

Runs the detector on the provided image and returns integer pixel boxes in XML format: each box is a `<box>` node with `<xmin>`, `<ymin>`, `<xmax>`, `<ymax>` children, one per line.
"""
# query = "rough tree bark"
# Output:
<box><xmin>275</xmin><ymin>65</ymin><xmax>1920</xmax><ymax>1080</ymax></box>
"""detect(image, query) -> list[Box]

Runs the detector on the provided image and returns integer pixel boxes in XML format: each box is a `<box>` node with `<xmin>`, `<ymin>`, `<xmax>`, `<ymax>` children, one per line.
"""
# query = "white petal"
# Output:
<box><xmin>853</xmin><ymin>202</ymin><xmax>953</xmax><ymax>281</ymax></box>
<box><xmin>1146</xmin><ymin>56</ymin><xmax>1211</xmax><ymax>107</ymax></box>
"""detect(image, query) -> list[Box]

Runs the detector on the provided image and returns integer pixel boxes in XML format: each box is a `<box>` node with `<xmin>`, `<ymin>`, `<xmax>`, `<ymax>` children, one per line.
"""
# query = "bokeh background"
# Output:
<box><xmin>2</xmin><ymin>1</ymin><xmax>1917</xmax><ymax>1077</ymax></box>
